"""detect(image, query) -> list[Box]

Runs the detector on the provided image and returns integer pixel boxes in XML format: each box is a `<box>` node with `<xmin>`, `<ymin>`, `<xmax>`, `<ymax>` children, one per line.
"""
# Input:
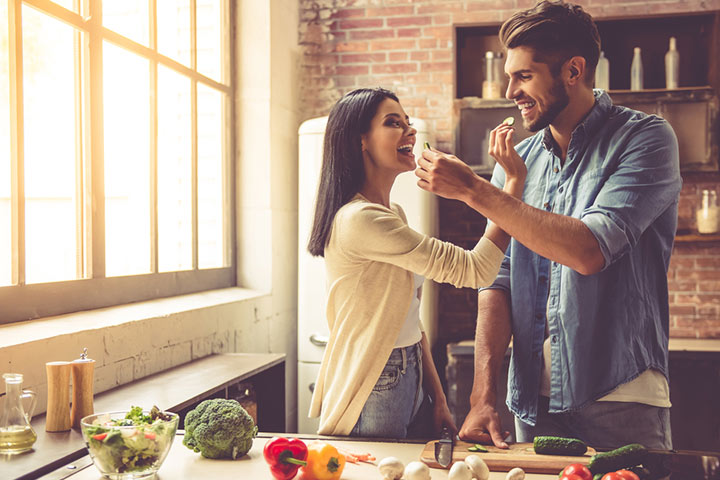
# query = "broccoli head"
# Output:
<box><xmin>182</xmin><ymin>398</ymin><xmax>258</xmax><ymax>459</ymax></box>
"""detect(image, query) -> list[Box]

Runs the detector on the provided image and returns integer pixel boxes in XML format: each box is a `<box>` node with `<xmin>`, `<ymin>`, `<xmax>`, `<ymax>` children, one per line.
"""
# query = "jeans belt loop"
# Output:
<box><xmin>400</xmin><ymin>347</ymin><xmax>407</xmax><ymax>374</ymax></box>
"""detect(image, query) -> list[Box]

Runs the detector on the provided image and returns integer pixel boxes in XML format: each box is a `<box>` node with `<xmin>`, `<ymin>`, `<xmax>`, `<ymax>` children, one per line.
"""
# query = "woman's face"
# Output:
<box><xmin>361</xmin><ymin>98</ymin><xmax>417</xmax><ymax>175</ymax></box>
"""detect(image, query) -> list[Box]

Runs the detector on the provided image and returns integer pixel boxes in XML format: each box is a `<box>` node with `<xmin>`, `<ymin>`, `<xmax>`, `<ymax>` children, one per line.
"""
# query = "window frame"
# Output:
<box><xmin>1</xmin><ymin>0</ymin><xmax>236</xmax><ymax>325</ymax></box>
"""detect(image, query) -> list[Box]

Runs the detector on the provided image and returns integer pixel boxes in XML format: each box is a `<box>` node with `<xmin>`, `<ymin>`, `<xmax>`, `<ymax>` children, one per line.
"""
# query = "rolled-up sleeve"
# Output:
<box><xmin>580</xmin><ymin>117</ymin><xmax>681</xmax><ymax>269</ymax></box>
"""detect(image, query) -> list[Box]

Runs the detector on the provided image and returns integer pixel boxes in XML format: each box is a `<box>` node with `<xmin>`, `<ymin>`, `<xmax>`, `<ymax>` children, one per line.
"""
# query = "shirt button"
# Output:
<box><xmin>543</xmin><ymin>202</ymin><xmax>550</xmax><ymax>210</ymax></box>
<box><xmin>559</xmin><ymin>186</ymin><xmax>564</xmax><ymax>193</ymax></box>
<box><xmin>551</xmin><ymin>336</ymin><xmax>558</xmax><ymax>344</ymax></box>
<box><xmin>553</xmin><ymin>167</ymin><xmax>559</xmax><ymax>173</ymax></box>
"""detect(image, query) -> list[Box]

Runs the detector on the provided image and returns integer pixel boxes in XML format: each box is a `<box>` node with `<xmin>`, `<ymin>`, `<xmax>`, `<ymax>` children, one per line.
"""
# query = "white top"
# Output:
<box><xmin>395</xmin><ymin>273</ymin><xmax>424</xmax><ymax>348</ymax></box>
<box><xmin>539</xmin><ymin>336</ymin><xmax>671</xmax><ymax>407</ymax></box>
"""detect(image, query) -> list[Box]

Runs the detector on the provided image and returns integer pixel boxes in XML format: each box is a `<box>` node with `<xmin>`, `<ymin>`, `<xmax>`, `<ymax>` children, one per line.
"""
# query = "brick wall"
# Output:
<box><xmin>298</xmin><ymin>0</ymin><xmax>720</xmax><ymax>342</ymax></box>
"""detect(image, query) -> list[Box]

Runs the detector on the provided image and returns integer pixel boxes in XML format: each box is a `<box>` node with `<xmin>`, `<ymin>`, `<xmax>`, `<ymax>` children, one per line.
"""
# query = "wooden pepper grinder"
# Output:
<box><xmin>46</xmin><ymin>361</ymin><xmax>71</xmax><ymax>432</ymax></box>
<box><xmin>71</xmin><ymin>348</ymin><xmax>95</xmax><ymax>429</ymax></box>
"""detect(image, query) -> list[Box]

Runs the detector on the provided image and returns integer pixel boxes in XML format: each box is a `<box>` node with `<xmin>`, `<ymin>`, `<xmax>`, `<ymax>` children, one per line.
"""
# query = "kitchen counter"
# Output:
<box><xmin>3</xmin><ymin>353</ymin><xmax>285</xmax><ymax>480</ymax></box>
<box><xmin>37</xmin><ymin>433</ymin><xmax>720</xmax><ymax>480</ymax></box>
<box><xmin>39</xmin><ymin>433</ymin><xmax>556</xmax><ymax>480</ymax></box>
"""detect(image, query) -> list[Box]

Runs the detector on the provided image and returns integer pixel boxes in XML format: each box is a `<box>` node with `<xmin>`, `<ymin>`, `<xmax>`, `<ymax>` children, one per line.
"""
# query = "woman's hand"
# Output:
<box><xmin>432</xmin><ymin>398</ymin><xmax>458</xmax><ymax>438</ymax></box>
<box><xmin>488</xmin><ymin>124</ymin><xmax>526</xmax><ymax>198</ymax></box>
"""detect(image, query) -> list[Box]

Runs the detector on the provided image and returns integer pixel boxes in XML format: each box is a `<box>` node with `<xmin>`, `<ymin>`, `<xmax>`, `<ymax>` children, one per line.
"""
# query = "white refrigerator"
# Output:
<box><xmin>297</xmin><ymin>116</ymin><xmax>437</xmax><ymax>433</ymax></box>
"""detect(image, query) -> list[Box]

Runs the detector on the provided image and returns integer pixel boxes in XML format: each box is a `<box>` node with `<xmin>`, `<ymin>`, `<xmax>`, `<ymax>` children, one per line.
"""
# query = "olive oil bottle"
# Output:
<box><xmin>0</xmin><ymin>373</ymin><xmax>38</xmax><ymax>454</ymax></box>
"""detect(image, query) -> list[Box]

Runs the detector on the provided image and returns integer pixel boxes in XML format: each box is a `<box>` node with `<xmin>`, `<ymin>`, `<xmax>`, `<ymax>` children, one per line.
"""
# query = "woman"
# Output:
<box><xmin>307</xmin><ymin>88</ymin><xmax>525</xmax><ymax>438</ymax></box>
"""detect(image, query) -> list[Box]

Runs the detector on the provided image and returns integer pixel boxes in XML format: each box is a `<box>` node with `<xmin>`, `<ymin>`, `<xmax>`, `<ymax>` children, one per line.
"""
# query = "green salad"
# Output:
<box><xmin>83</xmin><ymin>406</ymin><xmax>177</xmax><ymax>474</ymax></box>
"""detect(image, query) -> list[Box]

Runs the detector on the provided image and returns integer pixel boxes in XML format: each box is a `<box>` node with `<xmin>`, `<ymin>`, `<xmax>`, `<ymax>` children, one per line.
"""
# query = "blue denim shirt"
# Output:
<box><xmin>485</xmin><ymin>90</ymin><xmax>681</xmax><ymax>426</ymax></box>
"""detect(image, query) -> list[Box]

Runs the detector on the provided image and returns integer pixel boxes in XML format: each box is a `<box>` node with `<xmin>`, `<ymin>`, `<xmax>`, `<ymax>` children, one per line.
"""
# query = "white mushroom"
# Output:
<box><xmin>448</xmin><ymin>460</ymin><xmax>474</xmax><ymax>480</ymax></box>
<box><xmin>506</xmin><ymin>467</ymin><xmax>525</xmax><ymax>480</ymax></box>
<box><xmin>464</xmin><ymin>454</ymin><xmax>490</xmax><ymax>480</ymax></box>
<box><xmin>404</xmin><ymin>461</ymin><xmax>432</xmax><ymax>480</ymax></box>
<box><xmin>378</xmin><ymin>456</ymin><xmax>405</xmax><ymax>480</ymax></box>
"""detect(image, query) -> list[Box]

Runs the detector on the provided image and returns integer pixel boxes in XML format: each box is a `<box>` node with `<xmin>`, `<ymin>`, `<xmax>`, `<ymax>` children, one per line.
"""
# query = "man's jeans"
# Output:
<box><xmin>350</xmin><ymin>342</ymin><xmax>425</xmax><ymax>438</ymax></box>
<box><xmin>515</xmin><ymin>396</ymin><xmax>672</xmax><ymax>449</ymax></box>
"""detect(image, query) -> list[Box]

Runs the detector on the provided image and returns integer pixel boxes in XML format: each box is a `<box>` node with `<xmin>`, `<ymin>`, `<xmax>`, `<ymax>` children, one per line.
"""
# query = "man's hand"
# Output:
<box><xmin>459</xmin><ymin>402</ymin><xmax>510</xmax><ymax>449</ymax></box>
<box><xmin>488</xmin><ymin>123</ymin><xmax>527</xmax><ymax>190</ymax></box>
<box><xmin>415</xmin><ymin>148</ymin><xmax>482</xmax><ymax>203</ymax></box>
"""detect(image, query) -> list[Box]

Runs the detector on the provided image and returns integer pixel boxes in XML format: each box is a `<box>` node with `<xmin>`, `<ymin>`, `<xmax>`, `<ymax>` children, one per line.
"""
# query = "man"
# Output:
<box><xmin>416</xmin><ymin>0</ymin><xmax>681</xmax><ymax>449</ymax></box>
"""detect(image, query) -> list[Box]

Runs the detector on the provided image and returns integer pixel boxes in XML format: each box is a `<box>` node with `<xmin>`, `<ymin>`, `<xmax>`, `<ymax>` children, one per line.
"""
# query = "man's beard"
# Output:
<box><xmin>524</xmin><ymin>78</ymin><xmax>569</xmax><ymax>133</ymax></box>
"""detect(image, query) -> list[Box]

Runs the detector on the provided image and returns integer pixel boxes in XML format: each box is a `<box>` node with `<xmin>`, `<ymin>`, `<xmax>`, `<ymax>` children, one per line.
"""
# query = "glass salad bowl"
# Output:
<box><xmin>80</xmin><ymin>407</ymin><xmax>179</xmax><ymax>479</ymax></box>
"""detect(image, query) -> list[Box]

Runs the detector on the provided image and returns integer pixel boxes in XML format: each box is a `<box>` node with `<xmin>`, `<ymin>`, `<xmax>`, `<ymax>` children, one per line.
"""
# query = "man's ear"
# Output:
<box><xmin>565</xmin><ymin>56</ymin><xmax>587</xmax><ymax>85</ymax></box>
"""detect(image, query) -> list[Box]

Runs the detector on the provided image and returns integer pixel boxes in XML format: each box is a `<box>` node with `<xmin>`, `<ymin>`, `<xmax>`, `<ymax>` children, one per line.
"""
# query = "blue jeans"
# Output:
<box><xmin>515</xmin><ymin>396</ymin><xmax>672</xmax><ymax>449</ymax></box>
<box><xmin>350</xmin><ymin>342</ymin><xmax>426</xmax><ymax>439</ymax></box>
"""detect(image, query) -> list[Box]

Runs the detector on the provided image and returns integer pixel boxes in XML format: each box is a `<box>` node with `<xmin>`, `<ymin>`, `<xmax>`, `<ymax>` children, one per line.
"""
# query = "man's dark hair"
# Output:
<box><xmin>499</xmin><ymin>0</ymin><xmax>601</xmax><ymax>85</ymax></box>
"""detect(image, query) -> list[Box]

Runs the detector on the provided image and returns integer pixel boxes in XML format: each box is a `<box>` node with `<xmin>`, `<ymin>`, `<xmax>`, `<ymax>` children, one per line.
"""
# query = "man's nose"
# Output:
<box><xmin>505</xmin><ymin>80</ymin><xmax>518</xmax><ymax>100</ymax></box>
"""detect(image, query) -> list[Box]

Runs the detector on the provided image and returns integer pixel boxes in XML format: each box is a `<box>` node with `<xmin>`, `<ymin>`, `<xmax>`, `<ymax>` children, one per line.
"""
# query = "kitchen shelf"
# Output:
<box><xmin>675</xmin><ymin>233</ymin><xmax>720</xmax><ymax>243</ymax></box>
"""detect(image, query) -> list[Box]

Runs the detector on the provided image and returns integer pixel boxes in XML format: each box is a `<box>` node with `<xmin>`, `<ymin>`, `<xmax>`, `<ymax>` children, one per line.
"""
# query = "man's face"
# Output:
<box><xmin>504</xmin><ymin>47</ymin><xmax>569</xmax><ymax>132</ymax></box>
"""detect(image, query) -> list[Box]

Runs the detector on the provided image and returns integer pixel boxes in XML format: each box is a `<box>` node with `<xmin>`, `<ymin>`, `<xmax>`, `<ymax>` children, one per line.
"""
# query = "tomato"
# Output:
<box><xmin>91</xmin><ymin>432</ymin><xmax>108</xmax><ymax>441</ymax></box>
<box><xmin>560</xmin><ymin>475</ymin><xmax>585</xmax><ymax>480</ymax></box>
<box><xmin>560</xmin><ymin>463</ymin><xmax>593</xmax><ymax>480</ymax></box>
<box><xmin>615</xmin><ymin>470</ymin><xmax>640</xmax><ymax>480</ymax></box>
<box><xmin>601</xmin><ymin>473</ymin><xmax>623</xmax><ymax>480</ymax></box>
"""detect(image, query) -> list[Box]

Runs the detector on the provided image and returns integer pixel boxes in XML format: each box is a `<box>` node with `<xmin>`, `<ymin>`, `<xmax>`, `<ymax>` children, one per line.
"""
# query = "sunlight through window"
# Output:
<box><xmin>22</xmin><ymin>6</ymin><xmax>81</xmax><ymax>284</ymax></box>
<box><xmin>0</xmin><ymin>0</ymin><xmax>10</xmax><ymax>286</ymax></box>
<box><xmin>103</xmin><ymin>42</ymin><xmax>151</xmax><ymax>277</ymax></box>
<box><xmin>2</xmin><ymin>0</ymin><xmax>231</xmax><ymax>324</ymax></box>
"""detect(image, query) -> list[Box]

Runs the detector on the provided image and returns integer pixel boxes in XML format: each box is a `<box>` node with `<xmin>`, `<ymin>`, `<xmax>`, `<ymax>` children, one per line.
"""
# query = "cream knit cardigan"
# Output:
<box><xmin>309</xmin><ymin>194</ymin><xmax>505</xmax><ymax>435</ymax></box>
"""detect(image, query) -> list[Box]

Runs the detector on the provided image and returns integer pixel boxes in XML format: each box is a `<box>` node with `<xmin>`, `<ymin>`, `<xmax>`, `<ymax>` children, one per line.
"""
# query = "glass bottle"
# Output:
<box><xmin>665</xmin><ymin>36</ymin><xmax>679</xmax><ymax>89</ymax></box>
<box><xmin>697</xmin><ymin>189</ymin><xmax>719</xmax><ymax>234</ymax></box>
<box><xmin>595</xmin><ymin>51</ymin><xmax>610</xmax><ymax>91</ymax></box>
<box><xmin>0</xmin><ymin>373</ymin><xmax>38</xmax><ymax>454</ymax></box>
<box><xmin>482</xmin><ymin>51</ymin><xmax>504</xmax><ymax>99</ymax></box>
<box><xmin>630</xmin><ymin>47</ymin><xmax>643</xmax><ymax>91</ymax></box>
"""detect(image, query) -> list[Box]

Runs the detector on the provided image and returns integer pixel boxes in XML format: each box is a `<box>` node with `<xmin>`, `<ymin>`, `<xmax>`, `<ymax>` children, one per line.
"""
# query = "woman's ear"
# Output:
<box><xmin>360</xmin><ymin>134</ymin><xmax>368</xmax><ymax>152</ymax></box>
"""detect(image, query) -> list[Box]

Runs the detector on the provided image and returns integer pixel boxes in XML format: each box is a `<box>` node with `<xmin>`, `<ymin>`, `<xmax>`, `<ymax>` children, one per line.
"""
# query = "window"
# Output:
<box><xmin>0</xmin><ymin>0</ymin><xmax>234</xmax><ymax>324</ymax></box>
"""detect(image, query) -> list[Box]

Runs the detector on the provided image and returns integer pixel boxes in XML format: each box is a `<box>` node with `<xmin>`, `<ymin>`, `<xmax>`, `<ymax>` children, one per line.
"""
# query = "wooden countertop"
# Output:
<box><xmin>45</xmin><ymin>433</ymin><xmax>556</xmax><ymax>480</ymax></box>
<box><xmin>3</xmin><ymin>353</ymin><xmax>285</xmax><ymax>480</ymax></box>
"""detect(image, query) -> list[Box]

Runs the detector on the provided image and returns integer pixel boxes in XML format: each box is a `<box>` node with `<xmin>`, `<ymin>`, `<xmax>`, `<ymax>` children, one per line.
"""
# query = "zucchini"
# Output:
<box><xmin>533</xmin><ymin>436</ymin><xmax>587</xmax><ymax>456</ymax></box>
<box><xmin>588</xmin><ymin>443</ymin><xmax>648</xmax><ymax>474</ymax></box>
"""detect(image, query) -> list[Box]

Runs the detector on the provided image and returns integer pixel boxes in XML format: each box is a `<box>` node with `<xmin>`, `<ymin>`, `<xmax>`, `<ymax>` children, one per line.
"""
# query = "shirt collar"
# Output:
<box><xmin>541</xmin><ymin>89</ymin><xmax>612</xmax><ymax>155</ymax></box>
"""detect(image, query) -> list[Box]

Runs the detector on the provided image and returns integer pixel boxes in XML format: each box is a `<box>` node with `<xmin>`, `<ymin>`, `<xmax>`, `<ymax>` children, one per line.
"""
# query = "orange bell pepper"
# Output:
<box><xmin>300</xmin><ymin>442</ymin><xmax>346</xmax><ymax>480</ymax></box>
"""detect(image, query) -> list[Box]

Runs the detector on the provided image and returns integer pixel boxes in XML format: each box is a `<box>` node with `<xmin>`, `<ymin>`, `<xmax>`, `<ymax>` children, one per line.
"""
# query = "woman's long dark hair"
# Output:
<box><xmin>307</xmin><ymin>87</ymin><xmax>399</xmax><ymax>257</ymax></box>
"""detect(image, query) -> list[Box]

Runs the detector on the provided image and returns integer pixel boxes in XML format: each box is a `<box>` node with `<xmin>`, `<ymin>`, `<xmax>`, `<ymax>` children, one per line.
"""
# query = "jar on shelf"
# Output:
<box><xmin>482</xmin><ymin>51</ymin><xmax>505</xmax><ymax>99</ymax></box>
<box><xmin>696</xmin><ymin>189</ymin><xmax>719</xmax><ymax>234</ymax></box>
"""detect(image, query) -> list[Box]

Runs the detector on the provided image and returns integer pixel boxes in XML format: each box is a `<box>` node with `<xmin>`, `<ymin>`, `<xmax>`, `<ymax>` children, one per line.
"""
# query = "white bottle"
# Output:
<box><xmin>665</xmin><ymin>37</ymin><xmax>679</xmax><ymax>89</ymax></box>
<box><xmin>595</xmin><ymin>51</ymin><xmax>610</xmax><ymax>91</ymax></box>
<box><xmin>630</xmin><ymin>47</ymin><xmax>643</xmax><ymax>91</ymax></box>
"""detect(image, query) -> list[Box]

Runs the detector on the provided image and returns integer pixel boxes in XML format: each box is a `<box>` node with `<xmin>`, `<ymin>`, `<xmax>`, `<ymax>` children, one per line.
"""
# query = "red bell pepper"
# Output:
<box><xmin>263</xmin><ymin>436</ymin><xmax>309</xmax><ymax>480</ymax></box>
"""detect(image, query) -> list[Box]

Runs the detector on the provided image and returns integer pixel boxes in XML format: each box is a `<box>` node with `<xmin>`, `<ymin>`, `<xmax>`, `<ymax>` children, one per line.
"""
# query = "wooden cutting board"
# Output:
<box><xmin>420</xmin><ymin>441</ymin><xmax>596</xmax><ymax>473</ymax></box>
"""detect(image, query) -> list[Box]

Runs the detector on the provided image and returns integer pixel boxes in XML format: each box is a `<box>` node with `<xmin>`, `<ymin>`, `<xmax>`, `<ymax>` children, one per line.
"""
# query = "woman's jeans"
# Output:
<box><xmin>350</xmin><ymin>342</ymin><xmax>428</xmax><ymax>438</ymax></box>
<box><xmin>515</xmin><ymin>396</ymin><xmax>673</xmax><ymax>449</ymax></box>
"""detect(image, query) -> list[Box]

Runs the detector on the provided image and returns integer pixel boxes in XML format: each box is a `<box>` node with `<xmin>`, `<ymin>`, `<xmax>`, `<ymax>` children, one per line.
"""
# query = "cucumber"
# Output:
<box><xmin>533</xmin><ymin>436</ymin><xmax>587</xmax><ymax>456</ymax></box>
<box><xmin>423</xmin><ymin>142</ymin><xmax>431</xmax><ymax>150</ymax></box>
<box><xmin>503</xmin><ymin>116</ymin><xmax>515</xmax><ymax>126</ymax></box>
<box><xmin>588</xmin><ymin>443</ymin><xmax>648</xmax><ymax>474</ymax></box>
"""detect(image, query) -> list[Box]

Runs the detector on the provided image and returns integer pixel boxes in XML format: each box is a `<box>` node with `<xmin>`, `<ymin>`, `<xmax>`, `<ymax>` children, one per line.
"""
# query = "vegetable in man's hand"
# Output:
<box><xmin>263</xmin><ymin>437</ymin><xmax>308</xmax><ymax>480</ymax></box>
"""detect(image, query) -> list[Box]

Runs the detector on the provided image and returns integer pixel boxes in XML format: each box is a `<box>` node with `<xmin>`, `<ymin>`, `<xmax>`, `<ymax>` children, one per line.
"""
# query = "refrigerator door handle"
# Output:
<box><xmin>309</xmin><ymin>334</ymin><xmax>329</xmax><ymax>347</ymax></box>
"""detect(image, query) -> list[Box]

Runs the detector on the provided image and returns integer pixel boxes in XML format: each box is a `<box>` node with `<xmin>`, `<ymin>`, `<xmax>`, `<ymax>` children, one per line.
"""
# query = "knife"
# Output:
<box><xmin>434</xmin><ymin>425</ymin><xmax>454</xmax><ymax>468</ymax></box>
